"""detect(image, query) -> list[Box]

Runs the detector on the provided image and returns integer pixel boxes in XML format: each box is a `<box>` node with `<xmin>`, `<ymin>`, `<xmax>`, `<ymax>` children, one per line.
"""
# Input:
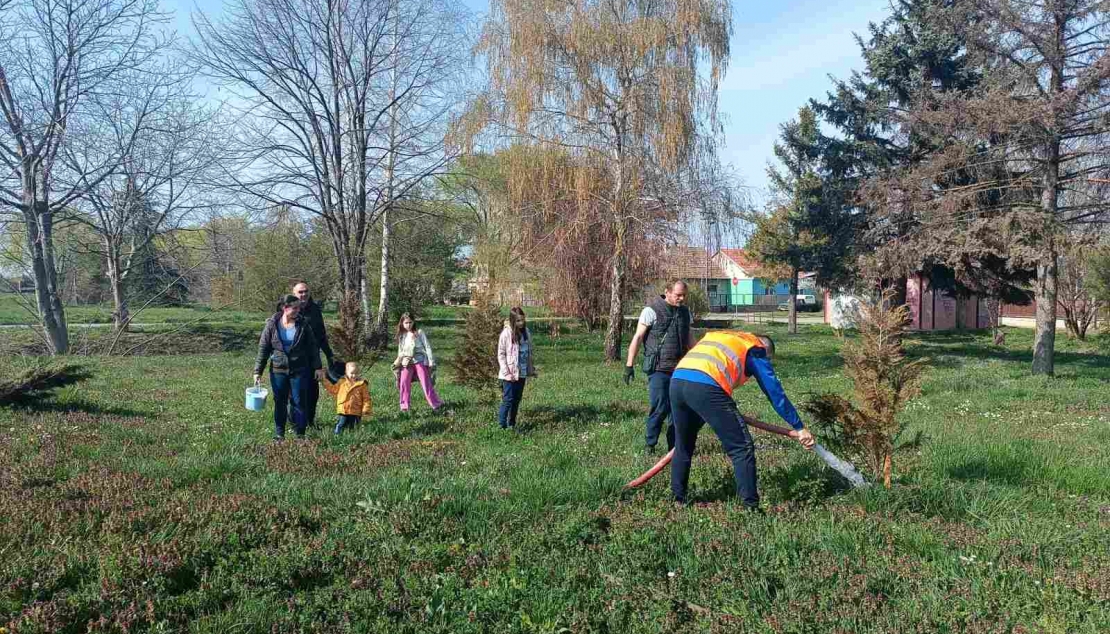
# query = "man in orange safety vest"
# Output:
<box><xmin>670</xmin><ymin>331</ymin><xmax>815</xmax><ymax>510</ymax></box>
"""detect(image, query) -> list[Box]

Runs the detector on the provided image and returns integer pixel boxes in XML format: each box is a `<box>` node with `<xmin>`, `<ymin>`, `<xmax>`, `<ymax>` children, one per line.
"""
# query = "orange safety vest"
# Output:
<box><xmin>674</xmin><ymin>331</ymin><xmax>765</xmax><ymax>396</ymax></box>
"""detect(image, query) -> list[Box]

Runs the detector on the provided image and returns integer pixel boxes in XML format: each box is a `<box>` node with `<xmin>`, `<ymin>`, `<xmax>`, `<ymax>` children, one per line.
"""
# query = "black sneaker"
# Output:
<box><xmin>644</xmin><ymin>444</ymin><xmax>657</xmax><ymax>456</ymax></box>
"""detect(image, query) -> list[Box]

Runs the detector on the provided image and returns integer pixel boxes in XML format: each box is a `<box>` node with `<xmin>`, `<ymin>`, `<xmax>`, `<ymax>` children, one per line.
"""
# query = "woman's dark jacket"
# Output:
<box><xmin>254</xmin><ymin>314</ymin><xmax>323</xmax><ymax>376</ymax></box>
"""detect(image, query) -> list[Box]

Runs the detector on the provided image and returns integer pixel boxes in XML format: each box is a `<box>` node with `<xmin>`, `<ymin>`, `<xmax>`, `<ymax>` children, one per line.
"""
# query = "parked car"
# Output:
<box><xmin>777</xmin><ymin>294</ymin><xmax>819</xmax><ymax>312</ymax></box>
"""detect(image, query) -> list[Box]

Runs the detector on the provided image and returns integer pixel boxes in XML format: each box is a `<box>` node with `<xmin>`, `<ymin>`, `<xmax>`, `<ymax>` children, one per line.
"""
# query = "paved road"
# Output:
<box><xmin>698</xmin><ymin>312</ymin><xmax>826</xmax><ymax>324</ymax></box>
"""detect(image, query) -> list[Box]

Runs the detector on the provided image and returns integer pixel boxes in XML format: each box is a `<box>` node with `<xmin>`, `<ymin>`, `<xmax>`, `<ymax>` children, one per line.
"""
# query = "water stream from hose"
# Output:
<box><xmin>814</xmin><ymin>444</ymin><xmax>869</xmax><ymax>488</ymax></box>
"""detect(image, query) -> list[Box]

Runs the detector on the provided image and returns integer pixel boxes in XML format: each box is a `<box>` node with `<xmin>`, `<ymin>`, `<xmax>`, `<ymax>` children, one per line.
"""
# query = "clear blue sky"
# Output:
<box><xmin>170</xmin><ymin>0</ymin><xmax>892</xmax><ymax>200</ymax></box>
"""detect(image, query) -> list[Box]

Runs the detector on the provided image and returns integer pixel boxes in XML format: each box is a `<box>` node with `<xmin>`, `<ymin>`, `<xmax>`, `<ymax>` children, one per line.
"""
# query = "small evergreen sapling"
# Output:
<box><xmin>804</xmin><ymin>290</ymin><xmax>926</xmax><ymax>488</ymax></box>
<box><xmin>452</xmin><ymin>292</ymin><xmax>503</xmax><ymax>396</ymax></box>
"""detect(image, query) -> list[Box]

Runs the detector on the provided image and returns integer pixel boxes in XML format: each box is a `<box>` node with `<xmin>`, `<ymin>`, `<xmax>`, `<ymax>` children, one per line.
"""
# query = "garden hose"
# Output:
<box><xmin>624</xmin><ymin>414</ymin><xmax>869</xmax><ymax>489</ymax></box>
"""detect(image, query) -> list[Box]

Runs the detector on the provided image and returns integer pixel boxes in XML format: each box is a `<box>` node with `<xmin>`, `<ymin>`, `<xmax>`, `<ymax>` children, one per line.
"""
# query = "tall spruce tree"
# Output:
<box><xmin>815</xmin><ymin>0</ymin><xmax>1033</xmax><ymax>330</ymax></box>
<box><xmin>750</xmin><ymin>106</ymin><xmax>855</xmax><ymax>334</ymax></box>
<box><xmin>858</xmin><ymin>1</ymin><xmax>1110</xmax><ymax>374</ymax></box>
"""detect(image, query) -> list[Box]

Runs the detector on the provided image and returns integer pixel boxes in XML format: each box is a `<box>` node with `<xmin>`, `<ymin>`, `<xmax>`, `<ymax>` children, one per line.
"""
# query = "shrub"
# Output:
<box><xmin>329</xmin><ymin>291</ymin><xmax>363</xmax><ymax>361</ymax></box>
<box><xmin>452</xmin><ymin>291</ymin><xmax>502</xmax><ymax>395</ymax></box>
<box><xmin>803</xmin><ymin>289</ymin><xmax>926</xmax><ymax>488</ymax></box>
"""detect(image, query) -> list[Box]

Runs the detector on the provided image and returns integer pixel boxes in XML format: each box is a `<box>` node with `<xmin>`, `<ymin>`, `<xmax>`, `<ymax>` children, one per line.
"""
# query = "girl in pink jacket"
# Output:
<box><xmin>497</xmin><ymin>307</ymin><xmax>535</xmax><ymax>429</ymax></box>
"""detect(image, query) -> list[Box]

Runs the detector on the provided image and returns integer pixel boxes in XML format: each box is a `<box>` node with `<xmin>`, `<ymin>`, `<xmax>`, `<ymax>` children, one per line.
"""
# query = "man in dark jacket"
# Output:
<box><xmin>624</xmin><ymin>279</ymin><xmax>692</xmax><ymax>453</ymax></box>
<box><xmin>293</xmin><ymin>282</ymin><xmax>334</xmax><ymax>428</ymax></box>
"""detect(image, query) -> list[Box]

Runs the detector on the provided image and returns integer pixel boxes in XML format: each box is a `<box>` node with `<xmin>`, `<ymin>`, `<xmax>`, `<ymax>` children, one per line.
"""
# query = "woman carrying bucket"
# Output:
<box><xmin>253</xmin><ymin>295</ymin><xmax>324</xmax><ymax>439</ymax></box>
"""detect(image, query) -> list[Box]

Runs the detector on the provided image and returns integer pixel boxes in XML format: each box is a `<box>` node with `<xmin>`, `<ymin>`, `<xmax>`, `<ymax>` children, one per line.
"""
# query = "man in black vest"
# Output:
<box><xmin>293</xmin><ymin>281</ymin><xmax>334</xmax><ymax>429</ymax></box>
<box><xmin>624</xmin><ymin>279</ymin><xmax>692</xmax><ymax>453</ymax></box>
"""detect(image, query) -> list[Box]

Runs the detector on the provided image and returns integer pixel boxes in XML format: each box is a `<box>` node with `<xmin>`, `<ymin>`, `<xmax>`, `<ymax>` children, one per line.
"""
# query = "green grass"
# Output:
<box><xmin>2</xmin><ymin>324</ymin><xmax>1110</xmax><ymax>632</ymax></box>
<box><xmin>0</xmin><ymin>295</ymin><xmax>275</xmax><ymax>325</ymax></box>
<box><xmin>0</xmin><ymin>293</ymin><xmax>540</xmax><ymax>326</ymax></box>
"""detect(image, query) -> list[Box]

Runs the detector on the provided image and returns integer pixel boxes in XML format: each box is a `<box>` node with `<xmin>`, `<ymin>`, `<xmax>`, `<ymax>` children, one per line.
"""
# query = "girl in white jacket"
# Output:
<box><xmin>497</xmin><ymin>307</ymin><xmax>536</xmax><ymax>429</ymax></box>
<box><xmin>394</xmin><ymin>313</ymin><xmax>444</xmax><ymax>413</ymax></box>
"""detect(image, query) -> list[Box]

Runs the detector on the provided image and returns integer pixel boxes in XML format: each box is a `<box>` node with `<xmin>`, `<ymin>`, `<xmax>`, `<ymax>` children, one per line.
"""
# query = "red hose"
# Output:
<box><xmin>623</xmin><ymin>414</ymin><xmax>794</xmax><ymax>489</ymax></box>
<box><xmin>741</xmin><ymin>415</ymin><xmax>793</xmax><ymax>438</ymax></box>
<box><xmin>624</xmin><ymin>449</ymin><xmax>674</xmax><ymax>489</ymax></box>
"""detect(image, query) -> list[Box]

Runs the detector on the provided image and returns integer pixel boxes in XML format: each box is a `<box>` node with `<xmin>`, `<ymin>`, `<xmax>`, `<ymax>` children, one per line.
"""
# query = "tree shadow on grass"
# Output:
<box><xmin>907</xmin><ymin>333</ymin><xmax>1110</xmax><ymax>376</ymax></box>
<box><xmin>762</xmin><ymin>461</ymin><xmax>855</xmax><ymax>503</ymax></box>
<box><xmin>516</xmin><ymin>403</ymin><xmax>642</xmax><ymax>434</ymax></box>
<box><xmin>5</xmin><ymin>397</ymin><xmax>148</xmax><ymax>418</ymax></box>
<box><xmin>780</xmin><ymin>352</ymin><xmax>845</xmax><ymax>376</ymax></box>
<box><xmin>947</xmin><ymin>455</ymin><xmax>1033</xmax><ymax>486</ymax></box>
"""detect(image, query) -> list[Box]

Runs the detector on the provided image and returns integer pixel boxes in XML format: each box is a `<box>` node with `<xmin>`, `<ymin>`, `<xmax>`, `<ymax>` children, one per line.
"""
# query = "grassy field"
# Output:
<box><xmin>0</xmin><ymin>294</ymin><xmax>545</xmax><ymax>326</ymax></box>
<box><xmin>3</xmin><ymin>324</ymin><xmax>1109</xmax><ymax>632</ymax></box>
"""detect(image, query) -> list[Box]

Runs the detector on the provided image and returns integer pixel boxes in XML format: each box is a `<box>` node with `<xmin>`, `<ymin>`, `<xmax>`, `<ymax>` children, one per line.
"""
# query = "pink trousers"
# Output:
<box><xmin>399</xmin><ymin>362</ymin><xmax>443</xmax><ymax>411</ymax></box>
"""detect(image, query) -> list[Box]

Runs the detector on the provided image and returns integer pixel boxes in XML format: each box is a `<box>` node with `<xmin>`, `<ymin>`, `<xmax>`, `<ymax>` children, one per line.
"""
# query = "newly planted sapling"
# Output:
<box><xmin>452</xmin><ymin>291</ymin><xmax>503</xmax><ymax>396</ymax></box>
<box><xmin>804</xmin><ymin>289</ymin><xmax>927</xmax><ymax>488</ymax></box>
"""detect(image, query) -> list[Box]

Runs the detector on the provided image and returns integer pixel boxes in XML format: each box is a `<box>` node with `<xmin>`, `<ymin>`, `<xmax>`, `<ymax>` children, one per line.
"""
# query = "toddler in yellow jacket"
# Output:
<box><xmin>322</xmin><ymin>362</ymin><xmax>372</xmax><ymax>434</ymax></box>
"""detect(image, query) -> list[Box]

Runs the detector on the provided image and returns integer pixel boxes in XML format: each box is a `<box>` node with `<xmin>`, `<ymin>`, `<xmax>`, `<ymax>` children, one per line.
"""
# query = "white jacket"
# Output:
<box><xmin>397</xmin><ymin>330</ymin><xmax>434</xmax><ymax>366</ymax></box>
<box><xmin>497</xmin><ymin>324</ymin><xmax>534</xmax><ymax>381</ymax></box>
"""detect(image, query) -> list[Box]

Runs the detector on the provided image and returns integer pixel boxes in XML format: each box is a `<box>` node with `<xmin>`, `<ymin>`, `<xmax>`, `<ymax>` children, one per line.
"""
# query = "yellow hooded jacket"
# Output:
<box><xmin>322</xmin><ymin>376</ymin><xmax>373</xmax><ymax>417</ymax></box>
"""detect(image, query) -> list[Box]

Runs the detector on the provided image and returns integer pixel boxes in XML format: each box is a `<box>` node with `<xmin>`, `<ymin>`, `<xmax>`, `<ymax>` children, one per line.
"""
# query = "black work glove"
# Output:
<box><xmin>623</xmin><ymin>365</ymin><xmax>635</xmax><ymax>385</ymax></box>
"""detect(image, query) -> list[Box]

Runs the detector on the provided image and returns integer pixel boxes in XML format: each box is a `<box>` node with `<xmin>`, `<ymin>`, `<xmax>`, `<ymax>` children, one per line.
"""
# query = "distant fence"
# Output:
<box><xmin>706</xmin><ymin>293</ymin><xmax>822</xmax><ymax>313</ymax></box>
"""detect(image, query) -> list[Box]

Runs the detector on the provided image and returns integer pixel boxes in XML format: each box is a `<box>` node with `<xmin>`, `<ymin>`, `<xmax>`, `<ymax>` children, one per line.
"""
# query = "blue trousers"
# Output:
<box><xmin>645</xmin><ymin>371</ymin><xmax>675</xmax><ymax>449</ymax></box>
<box><xmin>498</xmin><ymin>379</ymin><xmax>526</xmax><ymax>428</ymax></box>
<box><xmin>669</xmin><ymin>377</ymin><xmax>759</xmax><ymax>507</ymax></box>
<box><xmin>334</xmin><ymin>414</ymin><xmax>360</xmax><ymax>435</ymax></box>
<box><xmin>271</xmin><ymin>368</ymin><xmax>311</xmax><ymax>438</ymax></box>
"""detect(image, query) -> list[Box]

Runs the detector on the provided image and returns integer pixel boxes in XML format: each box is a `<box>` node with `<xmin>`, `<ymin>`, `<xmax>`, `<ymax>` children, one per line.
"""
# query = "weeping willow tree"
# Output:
<box><xmin>503</xmin><ymin>144</ymin><xmax>664</xmax><ymax>329</ymax></box>
<box><xmin>469</xmin><ymin>0</ymin><xmax>732</xmax><ymax>361</ymax></box>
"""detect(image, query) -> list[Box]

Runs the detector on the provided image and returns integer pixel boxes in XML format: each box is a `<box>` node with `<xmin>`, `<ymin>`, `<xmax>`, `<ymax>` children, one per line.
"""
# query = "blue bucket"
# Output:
<box><xmin>245</xmin><ymin>387</ymin><xmax>269</xmax><ymax>411</ymax></box>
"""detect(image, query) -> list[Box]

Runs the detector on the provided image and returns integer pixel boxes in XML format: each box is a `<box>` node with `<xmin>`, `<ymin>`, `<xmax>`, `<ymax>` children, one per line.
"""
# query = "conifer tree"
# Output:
<box><xmin>804</xmin><ymin>289</ymin><xmax>927</xmax><ymax>488</ymax></box>
<box><xmin>452</xmin><ymin>292</ymin><xmax>503</xmax><ymax>395</ymax></box>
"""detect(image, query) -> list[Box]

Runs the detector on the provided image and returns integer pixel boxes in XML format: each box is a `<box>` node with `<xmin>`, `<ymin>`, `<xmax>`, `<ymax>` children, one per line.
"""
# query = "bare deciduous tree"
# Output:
<box><xmin>1058</xmin><ymin>231</ymin><xmax>1104</xmax><ymax>340</ymax></box>
<box><xmin>368</xmin><ymin>0</ymin><xmax>470</xmax><ymax>345</ymax></box>
<box><xmin>0</xmin><ymin>0</ymin><xmax>170</xmax><ymax>354</ymax></box>
<box><xmin>193</xmin><ymin>0</ymin><xmax>468</xmax><ymax>353</ymax></box>
<box><xmin>192</xmin><ymin>0</ymin><xmax>391</xmax><ymax>342</ymax></box>
<box><xmin>67</xmin><ymin>64</ymin><xmax>225</xmax><ymax>331</ymax></box>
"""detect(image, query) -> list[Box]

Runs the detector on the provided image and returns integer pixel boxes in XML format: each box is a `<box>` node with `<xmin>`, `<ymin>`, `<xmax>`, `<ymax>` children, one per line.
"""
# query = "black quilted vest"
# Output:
<box><xmin>643</xmin><ymin>296</ymin><xmax>690</xmax><ymax>373</ymax></box>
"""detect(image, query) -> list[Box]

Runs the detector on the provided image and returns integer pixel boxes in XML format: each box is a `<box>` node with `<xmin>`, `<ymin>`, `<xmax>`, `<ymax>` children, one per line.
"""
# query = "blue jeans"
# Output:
<box><xmin>645</xmin><ymin>371</ymin><xmax>675</xmax><ymax>450</ymax></box>
<box><xmin>498</xmin><ymin>379</ymin><xmax>526</xmax><ymax>428</ymax></box>
<box><xmin>669</xmin><ymin>377</ymin><xmax>758</xmax><ymax>507</ymax></box>
<box><xmin>271</xmin><ymin>368</ymin><xmax>311</xmax><ymax>438</ymax></box>
<box><xmin>334</xmin><ymin>414</ymin><xmax>360</xmax><ymax>435</ymax></box>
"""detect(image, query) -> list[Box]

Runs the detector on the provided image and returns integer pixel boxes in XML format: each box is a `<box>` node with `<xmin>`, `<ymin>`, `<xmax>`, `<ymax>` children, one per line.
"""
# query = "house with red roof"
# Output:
<box><xmin>651</xmin><ymin>246</ymin><xmax>811</xmax><ymax>311</ymax></box>
<box><xmin>652</xmin><ymin>245</ymin><xmax>733</xmax><ymax>311</ymax></box>
<box><xmin>713</xmin><ymin>248</ymin><xmax>795</xmax><ymax>307</ymax></box>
